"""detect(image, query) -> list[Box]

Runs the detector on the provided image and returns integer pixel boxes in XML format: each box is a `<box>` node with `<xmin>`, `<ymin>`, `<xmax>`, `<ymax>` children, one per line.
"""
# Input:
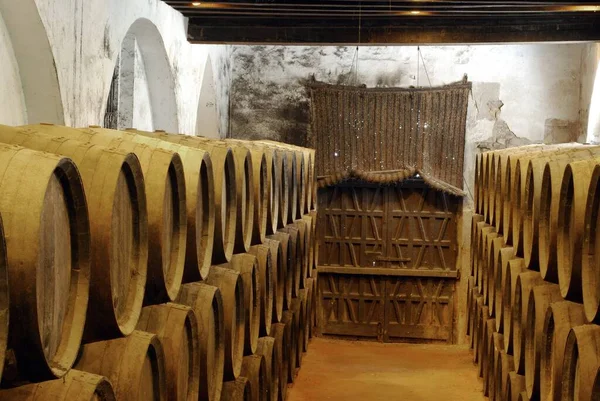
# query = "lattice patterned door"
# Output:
<box><xmin>317</xmin><ymin>179</ymin><xmax>459</xmax><ymax>342</ymax></box>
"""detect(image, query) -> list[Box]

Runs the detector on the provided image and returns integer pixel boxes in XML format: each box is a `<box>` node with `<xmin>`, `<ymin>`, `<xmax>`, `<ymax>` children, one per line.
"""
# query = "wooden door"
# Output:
<box><xmin>317</xmin><ymin>179</ymin><xmax>459</xmax><ymax>342</ymax></box>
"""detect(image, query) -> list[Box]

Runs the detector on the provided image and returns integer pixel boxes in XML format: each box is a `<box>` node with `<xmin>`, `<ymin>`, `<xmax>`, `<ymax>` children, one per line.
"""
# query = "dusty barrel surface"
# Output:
<box><xmin>0</xmin><ymin>215</ymin><xmax>7</xmax><ymax>383</ymax></box>
<box><xmin>240</xmin><ymin>354</ymin><xmax>267</xmax><ymax>401</ymax></box>
<box><xmin>583</xmin><ymin>163</ymin><xmax>600</xmax><ymax>323</ymax></box>
<box><xmin>0</xmin><ymin>370</ymin><xmax>116</xmax><ymax>401</ymax></box>
<box><xmin>268</xmin><ymin>232</ymin><xmax>292</xmax><ymax>310</ymax></box>
<box><xmin>524</xmin><ymin>284</ymin><xmax>562</xmax><ymax>400</ymax></box>
<box><xmin>294</xmin><ymin>150</ymin><xmax>307</xmax><ymax>219</ymax></box>
<box><xmin>136</xmin><ymin>303</ymin><xmax>199</xmax><ymax>401</ymax></box>
<box><xmin>176</xmin><ymin>282</ymin><xmax>225</xmax><ymax>401</ymax></box>
<box><xmin>486</xmin><ymin>237</ymin><xmax>506</xmax><ymax>317</ymax></box>
<box><xmin>228</xmin><ymin>145</ymin><xmax>254</xmax><ymax>253</ymax></box>
<box><xmin>507</xmin><ymin>372</ymin><xmax>526</xmax><ymax>401</ymax></box>
<box><xmin>221</xmin><ymin>377</ymin><xmax>252</xmax><ymax>401</ymax></box>
<box><xmin>471</xmin><ymin>214</ymin><xmax>485</xmax><ymax>276</ymax></box>
<box><xmin>248</xmin><ymin>245</ymin><xmax>275</xmax><ymax>337</ymax></box>
<box><xmin>294</xmin><ymin>219</ymin><xmax>309</xmax><ymax>290</ymax></box>
<box><xmin>256</xmin><ymin>337</ymin><xmax>278</xmax><ymax>401</ymax></box>
<box><xmin>223</xmin><ymin>254</ymin><xmax>260</xmax><ymax>356</ymax></box>
<box><xmin>512</xmin><ymin>271</ymin><xmax>544</xmax><ymax>374</ymax></box>
<box><xmin>0</xmin><ymin>143</ymin><xmax>90</xmax><ymax>380</ymax></box>
<box><xmin>302</xmin><ymin>215</ymin><xmax>315</xmax><ymax>278</ymax></box>
<box><xmin>205</xmin><ymin>266</ymin><xmax>246</xmax><ymax>380</ymax></box>
<box><xmin>503</xmin><ymin>258</ymin><xmax>525</xmax><ymax>354</ymax></box>
<box><xmin>305</xmin><ymin>151</ymin><xmax>314</xmax><ymax>213</ymax></box>
<box><xmin>116</xmin><ymin>128</ymin><xmax>218</xmax><ymax>282</ymax></box>
<box><xmin>284</xmin><ymin>151</ymin><xmax>298</xmax><ymax>224</ymax></box>
<box><xmin>0</xmin><ymin>125</ymin><xmax>148</xmax><ymax>341</ymax></box>
<box><xmin>279</xmin><ymin>225</ymin><xmax>302</xmax><ymax>298</ymax></box>
<box><xmin>495</xmin><ymin>244</ymin><xmax>514</xmax><ymax>333</ymax></box>
<box><xmin>26</xmin><ymin>124</ymin><xmax>187</xmax><ymax>303</ymax></box>
<box><xmin>291</xmin><ymin>291</ymin><xmax>307</xmax><ymax>370</ymax></box>
<box><xmin>539</xmin><ymin>301</ymin><xmax>585</xmax><ymax>401</ymax></box>
<box><xmin>495</xmin><ymin>351</ymin><xmax>515</xmax><ymax>401</ymax></box>
<box><xmin>488</xmin><ymin>332</ymin><xmax>504</xmax><ymax>400</ymax></box>
<box><xmin>482</xmin><ymin>319</ymin><xmax>496</xmax><ymax>396</ymax></box>
<box><xmin>75</xmin><ymin>330</ymin><xmax>166</xmax><ymax>401</ymax></box>
<box><xmin>264</xmin><ymin>238</ymin><xmax>284</xmax><ymax>323</ymax></box>
<box><xmin>557</xmin><ymin>159</ymin><xmax>600</xmax><ymax>302</ymax></box>
<box><xmin>562</xmin><ymin>324</ymin><xmax>600</xmax><ymax>401</ymax></box>
<box><xmin>309</xmin><ymin>210</ymin><xmax>318</xmax><ymax>270</ymax></box>
<box><xmin>262</xmin><ymin>146</ymin><xmax>280</xmax><ymax>235</ymax></box>
<box><xmin>270</xmin><ymin>323</ymin><xmax>289</xmax><ymax>401</ymax></box>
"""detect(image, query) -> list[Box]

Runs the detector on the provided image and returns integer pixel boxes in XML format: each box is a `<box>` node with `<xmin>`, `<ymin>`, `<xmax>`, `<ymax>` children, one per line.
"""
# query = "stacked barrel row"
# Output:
<box><xmin>0</xmin><ymin>123</ymin><xmax>318</xmax><ymax>401</ymax></box>
<box><xmin>469</xmin><ymin>144</ymin><xmax>600</xmax><ymax>401</ymax></box>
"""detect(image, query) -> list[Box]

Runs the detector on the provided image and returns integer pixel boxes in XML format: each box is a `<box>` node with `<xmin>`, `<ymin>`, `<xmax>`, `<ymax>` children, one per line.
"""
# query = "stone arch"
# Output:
<box><xmin>196</xmin><ymin>55</ymin><xmax>220</xmax><ymax>138</ymax></box>
<box><xmin>0</xmin><ymin>0</ymin><xmax>64</xmax><ymax>124</ymax></box>
<box><xmin>104</xmin><ymin>18</ymin><xmax>178</xmax><ymax>132</ymax></box>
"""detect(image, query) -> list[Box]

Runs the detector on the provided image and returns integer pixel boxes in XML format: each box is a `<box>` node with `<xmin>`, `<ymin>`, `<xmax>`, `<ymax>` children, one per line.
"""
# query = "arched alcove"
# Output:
<box><xmin>104</xmin><ymin>18</ymin><xmax>178</xmax><ymax>132</ymax></box>
<box><xmin>0</xmin><ymin>0</ymin><xmax>64</xmax><ymax>125</ymax></box>
<box><xmin>196</xmin><ymin>56</ymin><xmax>220</xmax><ymax>138</ymax></box>
<box><xmin>587</xmin><ymin>62</ymin><xmax>600</xmax><ymax>143</ymax></box>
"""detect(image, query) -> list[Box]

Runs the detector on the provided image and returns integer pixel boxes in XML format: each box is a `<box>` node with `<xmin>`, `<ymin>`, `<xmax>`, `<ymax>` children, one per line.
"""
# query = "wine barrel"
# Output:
<box><xmin>134</xmin><ymin>131</ymin><xmax>238</xmax><ymax>265</ymax></box>
<box><xmin>488</xmin><ymin>332</ymin><xmax>504</xmax><ymax>400</ymax></box>
<box><xmin>176</xmin><ymin>283</ymin><xmax>225</xmax><ymax>401</ymax></box>
<box><xmin>75</xmin><ymin>330</ymin><xmax>166</xmax><ymax>401</ymax></box>
<box><xmin>487</xmin><ymin>237</ymin><xmax>507</xmax><ymax>317</ymax></box>
<box><xmin>0</xmin><ymin>144</ymin><xmax>89</xmax><ymax>380</ymax></box>
<box><xmin>225</xmin><ymin>140</ymin><xmax>268</xmax><ymax>245</ymax></box>
<box><xmin>284</xmin><ymin>151</ymin><xmax>298</xmax><ymax>224</ymax></box>
<box><xmin>280</xmin><ymin>311</ymin><xmax>297</xmax><ymax>384</ymax></box>
<box><xmin>503</xmin><ymin>258</ymin><xmax>525</xmax><ymax>354</ymax></box>
<box><xmin>483</xmin><ymin>231</ymin><xmax>501</xmax><ymax>306</ymax></box>
<box><xmin>25</xmin><ymin>123</ymin><xmax>186</xmax><ymax>303</ymax></box>
<box><xmin>270</xmin><ymin>323</ymin><xmax>289</xmax><ymax>401</ymax></box>
<box><xmin>296</xmin><ymin>151</ymin><xmax>307</xmax><ymax>220</ymax></box>
<box><xmin>248</xmin><ymin>245</ymin><xmax>275</xmax><ymax>337</ymax></box>
<box><xmin>302</xmin><ymin>215</ymin><xmax>315</xmax><ymax>279</ymax></box>
<box><xmin>482</xmin><ymin>152</ymin><xmax>491</xmax><ymax>223</ymax></box>
<box><xmin>557</xmin><ymin>159</ymin><xmax>600</xmax><ymax>302</ymax></box>
<box><xmin>268</xmin><ymin>232</ymin><xmax>293</xmax><ymax>311</ymax></box>
<box><xmin>294</xmin><ymin>219</ymin><xmax>309</xmax><ymax>290</ymax></box>
<box><xmin>472</xmin><ymin>295</ymin><xmax>483</xmax><ymax>355</ymax></box>
<box><xmin>467</xmin><ymin>276</ymin><xmax>475</xmax><ymax>337</ymax></box>
<box><xmin>263</xmin><ymin>147</ymin><xmax>280</xmax><ymax>235</ymax></box>
<box><xmin>507</xmin><ymin>372</ymin><xmax>526</xmax><ymax>401</ymax></box>
<box><xmin>221</xmin><ymin>378</ymin><xmax>251</xmax><ymax>401</ymax></box>
<box><xmin>291</xmin><ymin>291</ymin><xmax>307</xmax><ymax>370</ymax></box>
<box><xmin>471</xmin><ymin>214</ymin><xmax>485</xmax><ymax>276</ymax></box>
<box><xmin>205</xmin><ymin>266</ymin><xmax>246</xmax><ymax>380</ymax></box>
<box><xmin>477</xmin><ymin>225</ymin><xmax>497</xmax><ymax>294</ymax></box>
<box><xmin>0</xmin><ymin>370</ymin><xmax>116</xmax><ymax>401</ymax></box>
<box><xmin>583</xmin><ymin>164</ymin><xmax>600</xmax><ymax>322</ymax></box>
<box><xmin>222</xmin><ymin>254</ymin><xmax>260</xmax><ymax>356</ymax></box>
<box><xmin>0</xmin><ymin>125</ymin><xmax>147</xmax><ymax>341</ymax></box>
<box><xmin>304</xmin><ymin>278</ymin><xmax>314</xmax><ymax>351</ymax></box>
<box><xmin>539</xmin><ymin>301</ymin><xmax>585</xmax><ymax>401</ymax></box>
<box><xmin>263</xmin><ymin>239</ymin><xmax>284</xmax><ymax>324</ymax></box>
<box><xmin>495</xmin><ymin>351</ymin><xmax>515</xmax><ymax>401</ymax></box>
<box><xmin>275</xmin><ymin>151</ymin><xmax>290</xmax><ymax>228</ymax></box>
<box><xmin>475</xmin><ymin>153</ymin><xmax>481</xmax><ymax>214</ymax></box>
<box><xmin>495</xmin><ymin>245</ymin><xmax>515</xmax><ymax>333</ymax></box>
<box><xmin>483</xmin><ymin>320</ymin><xmax>497</xmax><ymax>396</ymax></box>
<box><xmin>136</xmin><ymin>303</ymin><xmax>200</xmax><ymax>401</ymax></box>
<box><xmin>241</xmin><ymin>354</ymin><xmax>267</xmax><ymax>401</ymax></box>
<box><xmin>524</xmin><ymin>284</ymin><xmax>562</xmax><ymax>400</ymax></box>
<box><xmin>227</xmin><ymin>145</ymin><xmax>254</xmax><ymax>253</ymax></box>
<box><xmin>108</xmin><ymin>127</ymin><xmax>217</xmax><ymax>283</ymax></box>
<box><xmin>256</xmin><ymin>337</ymin><xmax>278</xmax><ymax>401</ymax></box>
<box><xmin>512</xmin><ymin>272</ymin><xmax>544</xmax><ymax>374</ymax></box>
<box><xmin>0</xmin><ymin>215</ymin><xmax>7</xmax><ymax>383</ymax></box>
<box><xmin>310</xmin><ymin>210</ymin><xmax>319</xmax><ymax>269</ymax></box>
<box><xmin>278</xmin><ymin>225</ymin><xmax>302</xmax><ymax>298</ymax></box>
<box><xmin>306</xmin><ymin>151</ymin><xmax>314</xmax><ymax>214</ymax></box>
<box><xmin>562</xmin><ymin>324</ymin><xmax>600</xmax><ymax>401</ymax></box>
<box><xmin>473</xmin><ymin>222</ymin><xmax>489</xmax><ymax>289</ymax></box>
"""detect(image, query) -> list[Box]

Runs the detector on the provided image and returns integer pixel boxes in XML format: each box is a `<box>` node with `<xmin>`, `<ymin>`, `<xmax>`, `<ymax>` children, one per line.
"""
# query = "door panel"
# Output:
<box><xmin>317</xmin><ymin>179</ymin><xmax>459</xmax><ymax>342</ymax></box>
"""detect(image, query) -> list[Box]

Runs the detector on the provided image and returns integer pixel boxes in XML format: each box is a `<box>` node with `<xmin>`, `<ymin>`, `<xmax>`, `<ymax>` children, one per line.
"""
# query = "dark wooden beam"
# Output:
<box><xmin>187</xmin><ymin>14</ymin><xmax>600</xmax><ymax>44</ymax></box>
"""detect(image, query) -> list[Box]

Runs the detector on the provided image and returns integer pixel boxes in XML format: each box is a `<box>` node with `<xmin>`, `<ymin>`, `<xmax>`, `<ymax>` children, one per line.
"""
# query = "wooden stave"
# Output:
<box><xmin>75</xmin><ymin>330</ymin><xmax>167</xmax><ymax>401</ymax></box>
<box><xmin>539</xmin><ymin>301</ymin><xmax>585</xmax><ymax>401</ymax></box>
<box><xmin>136</xmin><ymin>303</ymin><xmax>200</xmax><ymax>401</ymax></box>
<box><xmin>240</xmin><ymin>354</ymin><xmax>267</xmax><ymax>401</ymax></box>
<box><xmin>222</xmin><ymin>254</ymin><xmax>261</xmax><ymax>356</ymax></box>
<box><xmin>248</xmin><ymin>245</ymin><xmax>275</xmax><ymax>337</ymax></box>
<box><xmin>0</xmin><ymin>144</ymin><xmax>90</xmax><ymax>380</ymax></box>
<box><xmin>176</xmin><ymin>283</ymin><xmax>225</xmax><ymax>401</ymax></box>
<box><xmin>0</xmin><ymin>370</ymin><xmax>116</xmax><ymax>401</ymax></box>
<box><xmin>205</xmin><ymin>266</ymin><xmax>246</xmax><ymax>381</ymax></box>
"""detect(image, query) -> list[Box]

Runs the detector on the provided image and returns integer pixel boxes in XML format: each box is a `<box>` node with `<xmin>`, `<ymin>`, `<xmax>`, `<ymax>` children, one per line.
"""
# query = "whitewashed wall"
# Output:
<box><xmin>0</xmin><ymin>0</ymin><xmax>231</xmax><ymax>137</ymax></box>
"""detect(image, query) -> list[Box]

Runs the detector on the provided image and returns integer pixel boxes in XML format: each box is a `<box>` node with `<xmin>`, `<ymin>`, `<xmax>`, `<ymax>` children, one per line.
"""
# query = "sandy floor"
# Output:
<box><xmin>287</xmin><ymin>337</ymin><xmax>485</xmax><ymax>401</ymax></box>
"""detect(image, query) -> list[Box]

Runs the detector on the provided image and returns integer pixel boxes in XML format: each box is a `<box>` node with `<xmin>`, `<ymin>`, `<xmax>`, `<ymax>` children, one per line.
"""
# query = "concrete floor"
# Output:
<box><xmin>287</xmin><ymin>338</ymin><xmax>485</xmax><ymax>401</ymax></box>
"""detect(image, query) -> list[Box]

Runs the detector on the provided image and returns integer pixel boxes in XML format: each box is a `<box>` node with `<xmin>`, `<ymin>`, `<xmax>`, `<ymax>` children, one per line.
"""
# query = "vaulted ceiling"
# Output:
<box><xmin>162</xmin><ymin>1</ymin><xmax>600</xmax><ymax>44</ymax></box>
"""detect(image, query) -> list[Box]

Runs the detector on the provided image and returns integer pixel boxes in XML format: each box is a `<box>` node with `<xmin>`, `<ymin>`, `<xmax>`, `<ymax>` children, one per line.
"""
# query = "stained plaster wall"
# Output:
<box><xmin>229</xmin><ymin>43</ymin><xmax>596</xmax><ymax>343</ymax></box>
<box><xmin>0</xmin><ymin>0</ymin><xmax>232</xmax><ymax>137</ymax></box>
